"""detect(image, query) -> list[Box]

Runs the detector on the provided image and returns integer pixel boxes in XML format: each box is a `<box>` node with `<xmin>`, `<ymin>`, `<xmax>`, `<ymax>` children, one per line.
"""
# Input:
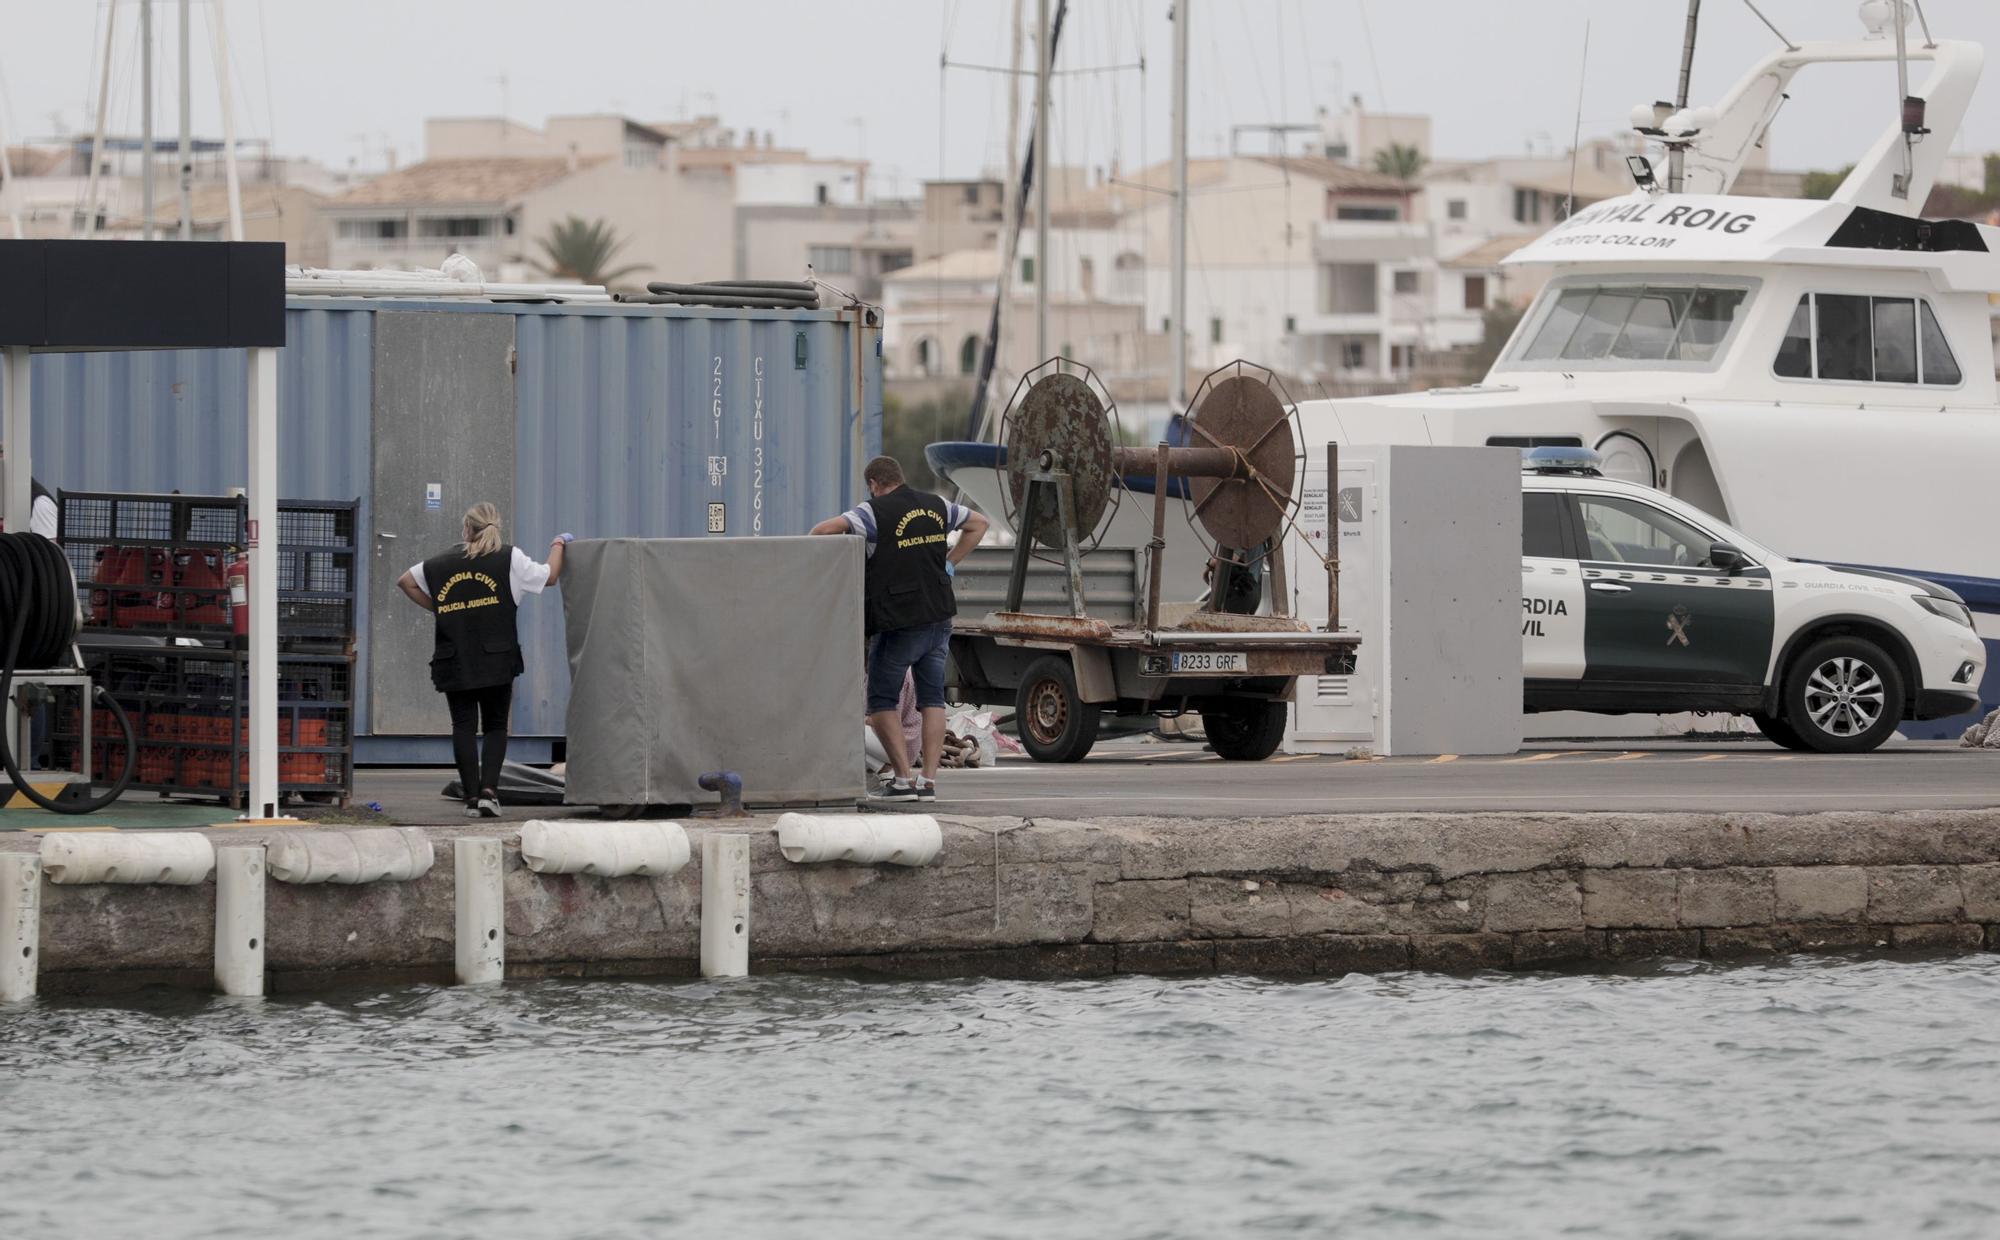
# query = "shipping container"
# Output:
<box><xmin>29</xmin><ymin>297</ymin><xmax>884</xmax><ymax>761</ymax></box>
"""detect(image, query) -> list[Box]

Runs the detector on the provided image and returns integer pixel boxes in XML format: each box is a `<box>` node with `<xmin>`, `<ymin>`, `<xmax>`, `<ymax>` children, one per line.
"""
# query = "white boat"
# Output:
<box><xmin>932</xmin><ymin>4</ymin><xmax>2000</xmax><ymax>737</ymax></box>
<box><xmin>1287</xmin><ymin>6</ymin><xmax>1997</xmax><ymax>735</ymax></box>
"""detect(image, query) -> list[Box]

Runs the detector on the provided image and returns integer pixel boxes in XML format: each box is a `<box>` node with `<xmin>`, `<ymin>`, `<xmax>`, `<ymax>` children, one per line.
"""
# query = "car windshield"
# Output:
<box><xmin>1508</xmin><ymin>281</ymin><xmax>1752</xmax><ymax>369</ymax></box>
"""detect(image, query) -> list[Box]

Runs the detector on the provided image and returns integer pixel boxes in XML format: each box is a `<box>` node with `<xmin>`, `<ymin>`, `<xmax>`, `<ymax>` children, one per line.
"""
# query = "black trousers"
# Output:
<box><xmin>444</xmin><ymin>683</ymin><xmax>512</xmax><ymax>799</ymax></box>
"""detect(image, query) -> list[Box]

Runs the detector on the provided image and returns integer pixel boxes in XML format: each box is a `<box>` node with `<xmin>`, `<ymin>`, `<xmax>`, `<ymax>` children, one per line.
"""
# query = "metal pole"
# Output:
<box><xmin>1325</xmin><ymin>441</ymin><xmax>1340</xmax><ymax>632</ymax></box>
<box><xmin>1146</xmin><ymin>443</ymin><xmax>1169</xmax><ymax>630</ymax></box>
<box><xmin>1169</xmin><ymin>0</ymin><xmax>1190</xmax><ymax>406</ymax></box>
<box><xmin>1667</xmin><ymin>0</ymin><xmax>1699</xmax><ymax>193</ymax></box>
<box><xmin>3</xmin><ymin>347</ymin><xmax>29</xmax><ymax>539</ymax></box>
<box><xmin>82</xmin><ymin>0</ymin><xmax>118</xmax><ymax>237</ymax></box>
<box><xmin>142</xmin><ymin>0</ymin><xmax>155</xmax><ymax>240</ymax></box>
<box><xmin>0</xmin><ymin>118</ymin><xmax>20</xmax><ymax>240</ymax></box>
<box><xmin>211</xmin><ymin>0</ymin><xmax>245</xmax><ymax>240</ymax></box>
<box><xmin>1033</xmin><ymin>0</ymin><xmax>1051</xmax><ymax>360</ymax></box>
<box><xmin>177</xmin><ymin>0</ymin><xmax>192</xmax><ymax>240</ymax></box>
<box><xmin>245</xmin><ymin>347</ymin><xmax>281</xmax><ymax>819</ymax></box>
<box><xmin>1893</xmin><ymin>0</ymin><xmax>1913</xmax><ymax>198</ymax></box>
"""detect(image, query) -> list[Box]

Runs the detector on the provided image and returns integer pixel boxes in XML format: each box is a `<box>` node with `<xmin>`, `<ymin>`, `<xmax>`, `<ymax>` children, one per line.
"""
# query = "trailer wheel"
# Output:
<box><xmin>1203</xmin><ymin>700</ymin><xmax>1288</xmax><ymax>761</ymax></box>
<box><xmin>1016</xmin><ymin>655</ymin><xmax>1100</xmax><ymax>763</ymax></box>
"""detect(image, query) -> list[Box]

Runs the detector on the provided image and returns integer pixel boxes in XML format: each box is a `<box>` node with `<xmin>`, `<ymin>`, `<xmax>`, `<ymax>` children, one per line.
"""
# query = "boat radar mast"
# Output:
<box><xmin>1620</xmin><ymin>0</ymin><xmax>1970</xmax><ymax>217</ymax></box>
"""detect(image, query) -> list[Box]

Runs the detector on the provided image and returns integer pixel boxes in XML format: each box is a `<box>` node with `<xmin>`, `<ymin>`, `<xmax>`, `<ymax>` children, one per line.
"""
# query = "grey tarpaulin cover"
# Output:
<box><xmin>561</xmin><ymin>536</ymin><xmax>865</xmax><ymax>806</ymax></box>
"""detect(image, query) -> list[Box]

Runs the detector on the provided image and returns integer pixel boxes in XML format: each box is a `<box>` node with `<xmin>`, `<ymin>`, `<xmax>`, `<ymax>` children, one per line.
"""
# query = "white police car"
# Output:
<box><xmin>1519</xmin><ymin>447</ymin><xmax>1984</xmax><ymax>753</ymax></box>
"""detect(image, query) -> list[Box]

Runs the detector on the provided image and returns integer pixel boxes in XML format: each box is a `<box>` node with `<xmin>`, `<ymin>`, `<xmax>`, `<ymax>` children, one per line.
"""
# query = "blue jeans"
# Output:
<box><xmin>867</xmin><ymin>619</ymin><xmax>952</xmax><ymax>714</ymax></box>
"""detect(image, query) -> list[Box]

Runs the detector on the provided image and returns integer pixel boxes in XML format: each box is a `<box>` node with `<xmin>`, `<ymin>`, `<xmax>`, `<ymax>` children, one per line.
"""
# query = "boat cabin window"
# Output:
<box><xmin>1510</xmin><ymin>282</ymin><xmax>1751</xmax><ymax>368</ymax></box>
<box><xmin>1772</xmin><ymin>293</ymin><xmax>1961</xmax><ymax>386</ymax></box>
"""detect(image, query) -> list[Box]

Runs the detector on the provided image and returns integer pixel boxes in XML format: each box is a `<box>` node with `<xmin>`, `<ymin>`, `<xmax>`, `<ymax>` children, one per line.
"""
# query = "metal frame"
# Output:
<box><xmin>5</xmin><ymin>669</ymin><xmax>92</xmax><ymax>786</ymax></box>
<box><xmin>1003</xmin><ymin>463</ymin><xmax>1088</xmax><ymax>618</ymax></box>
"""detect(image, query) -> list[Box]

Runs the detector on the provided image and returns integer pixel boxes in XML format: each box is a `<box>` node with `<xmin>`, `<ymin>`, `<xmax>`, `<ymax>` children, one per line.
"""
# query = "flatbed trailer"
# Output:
<box><xmin>950</xmin><ymin>610</ymin><xmax>1358</xmax><ymax>762</ymax></box>
<box><xmin>946</xmin><ymin>358</ymin><xmax>1357</xmax><ymax>761</ymax></box>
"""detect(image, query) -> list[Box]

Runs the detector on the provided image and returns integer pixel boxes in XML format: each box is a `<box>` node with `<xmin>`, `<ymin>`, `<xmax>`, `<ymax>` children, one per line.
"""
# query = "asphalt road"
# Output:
<box><xmin>357</xmin><ymin>738</ymin><xmax>2000</xmax><ymax>823</ymax></box>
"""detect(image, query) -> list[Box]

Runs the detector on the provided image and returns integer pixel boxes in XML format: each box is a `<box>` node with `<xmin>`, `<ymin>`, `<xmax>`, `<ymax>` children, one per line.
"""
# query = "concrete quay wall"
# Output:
<box><xmin>18</xmin><ymin>811</ymin><xmax>2000</xmax><ymax>993</ymax></box>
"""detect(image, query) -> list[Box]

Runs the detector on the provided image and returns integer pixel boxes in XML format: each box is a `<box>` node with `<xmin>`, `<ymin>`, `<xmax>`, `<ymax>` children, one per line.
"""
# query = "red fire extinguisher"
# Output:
<box><xmin>226</xmin><ymin>552</ymin><xmax>250</xmax><ymax>636</ymax></box>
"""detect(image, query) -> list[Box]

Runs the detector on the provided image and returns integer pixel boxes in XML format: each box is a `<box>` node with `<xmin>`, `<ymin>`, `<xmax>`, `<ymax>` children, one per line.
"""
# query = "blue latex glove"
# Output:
<box><xmin>554</xmin><ymin>532</ymin><xmax>575</xmax><ymax>545</ymax></box>
<box><xmin>945</xmin><ymin>561</ymin><xmax>955</xmax><ymax>577</ymax></box>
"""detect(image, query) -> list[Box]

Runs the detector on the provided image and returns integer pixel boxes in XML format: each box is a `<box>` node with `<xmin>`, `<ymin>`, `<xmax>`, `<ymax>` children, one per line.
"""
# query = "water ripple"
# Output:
<box><xmin>1</xmin><ymin>956</ymin><xmax>1998</xmax><ymax>1238</ymax></box>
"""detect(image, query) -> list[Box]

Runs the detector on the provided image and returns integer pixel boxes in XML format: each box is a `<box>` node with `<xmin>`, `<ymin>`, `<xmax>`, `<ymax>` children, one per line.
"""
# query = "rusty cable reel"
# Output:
<box><xmin>1182</xmin><ymin>362</ymin><xmax>1302</xmax><ymax>556</ymax></box>
<box><xmin>997</xmin><ymin>360</ymin><xmax>1121</xmax><ymax>551</ymax></box>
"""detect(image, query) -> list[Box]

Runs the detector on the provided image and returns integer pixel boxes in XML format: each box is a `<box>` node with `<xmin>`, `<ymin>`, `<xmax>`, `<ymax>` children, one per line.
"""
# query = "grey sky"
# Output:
<box><xmin>5</xmin><ymin>2</ymin><xmax>1999</xmax><ymax>194</ymax></box>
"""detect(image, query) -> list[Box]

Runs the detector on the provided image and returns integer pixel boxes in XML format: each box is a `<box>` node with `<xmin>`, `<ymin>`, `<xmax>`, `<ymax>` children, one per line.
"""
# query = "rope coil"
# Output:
<box><xmin>0</xmin><ymin>532</ymin><xmax>135</xmax><ymax>813</ymax></box>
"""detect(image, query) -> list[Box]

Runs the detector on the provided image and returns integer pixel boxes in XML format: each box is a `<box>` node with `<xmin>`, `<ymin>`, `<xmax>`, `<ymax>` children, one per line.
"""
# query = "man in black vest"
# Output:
<box><xmin>813</xmin><ymin>455</ymin><xmax>988</xmax><ymax>801</ymax></box>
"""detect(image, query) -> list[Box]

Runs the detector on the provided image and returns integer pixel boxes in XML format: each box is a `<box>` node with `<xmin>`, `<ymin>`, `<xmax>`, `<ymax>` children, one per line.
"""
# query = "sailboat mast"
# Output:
<box><xmin>177</xmin><ymin>0</ymin><xmax>192</xmax><ymax>240</ymax></box>
<box><xmin>141</xmin><ymin>0</ymin><xmax>155</xmax><ymax>239</ymax></box>
<box><xmin>1668</xmin><ymin>0</ymin><xmax>1700</xmax><ymax>193</ymax></box>
<box><xmin>1169</xmin><ymin>0</ymin><xmax>1190</xmax><ymax>406</ymax></box>
<box><xmin>212</xmin><ymin>0</ymin><xmax>244</xmax><ymax>239</ymax></box>
<box><xmin>1034</xmin><ymin>0</ymin><xmax>1051</xmax><ymax>359</ymax></box>
<box><xmin>82</xmin><ymin>0</ymin><xmax>118</xmax><ymax>237</ymax></box>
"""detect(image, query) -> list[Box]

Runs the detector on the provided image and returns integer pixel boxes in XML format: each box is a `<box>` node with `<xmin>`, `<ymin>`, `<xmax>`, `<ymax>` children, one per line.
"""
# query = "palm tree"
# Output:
<box><xmin>535</xmin><ymin>216</ymin><xmax>645</xmax><ymax>288</ymax></box>
<box><xmin>1372</xmin><ymin>143</ymin><xmax>1425</xmax><ymax>183</ymax></box>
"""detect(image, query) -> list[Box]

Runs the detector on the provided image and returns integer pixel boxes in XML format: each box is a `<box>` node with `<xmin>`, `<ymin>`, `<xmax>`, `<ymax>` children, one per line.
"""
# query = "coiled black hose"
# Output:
<box><xmin>620</xmin><ymin>279</ymin><xmax>821</xmax><ymax>310</ymax></box>
<box><xmin>0</xmin><ymin>532</ymin><xmax>135</xmax><ymax>813</ymax></box>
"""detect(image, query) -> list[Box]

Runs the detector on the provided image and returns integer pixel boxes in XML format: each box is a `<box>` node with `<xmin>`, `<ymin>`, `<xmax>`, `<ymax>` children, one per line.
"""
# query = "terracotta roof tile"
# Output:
<box><xmin>331</xmin><ymin>156</ymin><xmax>601</xmax><ymax>207</ymax></box>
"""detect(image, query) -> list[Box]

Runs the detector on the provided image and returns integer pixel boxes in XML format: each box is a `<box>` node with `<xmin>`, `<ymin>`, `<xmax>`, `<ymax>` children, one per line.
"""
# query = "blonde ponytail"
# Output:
<box><xmin>461</xmin><ymin>503</ymin><xmax>504</xmax><ymax>558</ymax></box>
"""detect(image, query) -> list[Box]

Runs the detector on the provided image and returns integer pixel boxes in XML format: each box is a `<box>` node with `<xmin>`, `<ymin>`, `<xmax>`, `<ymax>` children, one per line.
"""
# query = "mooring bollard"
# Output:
<box><xmin>700</xmin><ymin>833</ymin><xmax>750</xmax><ymax>978</ymax></box>
<box><xmin>454</xmin><ymin>836</ymin><xmax>504</xmax><ymax>985</ymax></box>
<box><xmin>0</xmin><ymin>853</ymin><xmax>40</xmax><ymax>1002</ymax></box>
<box><xmin>213</xmin><ymin>844</ymin><xmax>266</xmax><ymax>998</ymax></box>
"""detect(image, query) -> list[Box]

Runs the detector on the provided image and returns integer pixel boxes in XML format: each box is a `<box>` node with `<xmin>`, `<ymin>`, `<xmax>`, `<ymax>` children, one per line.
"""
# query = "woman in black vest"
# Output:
<box><xmin>396</xmin><ymin>503</ymin><xmax>567</xmax><ymax>817</ymax></box>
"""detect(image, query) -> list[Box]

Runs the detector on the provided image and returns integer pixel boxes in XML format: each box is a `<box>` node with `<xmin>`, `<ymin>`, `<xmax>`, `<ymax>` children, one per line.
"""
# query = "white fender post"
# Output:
<box><xmin>0</xmin><ymin>852</ymin><xmax>39</xmax><ymax>1002</ymax></box>
<box><xmin>40</xmin><ymin>832</ymin><xmax>215</xmax><ymax>884</ymax></box>
<box><xmin>519</xmin><ymin>820</ymin><xmax>691</xmax><ymax>878</ymax></box>
<box><xmin>700</xmin><ymin>833</ymin><xmax>750</xmax><ymax>979</ymax></box>
<box><xmin>266</xmin><ymin>827</ymin><xmax>435</xmax><ymax>885</ymax></box>
<box><xmin>213</xmin><ymin>844</ymin><xmax>265</xmax><ymax>997</ymax></box>
<box><xmin>454</xmin><ymin>836</ymin><xmax>504</xmax><ymax>985</ymax></box>
<box><xmin>777</xmin><ymin>813</ymin><xmax>942</xmax><ymax>867</ymax></box>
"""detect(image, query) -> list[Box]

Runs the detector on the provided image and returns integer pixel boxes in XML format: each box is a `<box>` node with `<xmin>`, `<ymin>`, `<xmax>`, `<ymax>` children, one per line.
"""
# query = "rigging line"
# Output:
<box><xmin>941</xmin><ymin>59</ymin><xmax>1143</xmax><ymax>78</ymax></box>
<box><xmin>1292</xmin><ymin>0</ymin><xmax>1315</xmax><ymax>118</ymax></box>
<box><xmin>1908</xmin><ymin>0</ymin><xmax>1935</xmax><ymax>49</ymax></box>
<box><xmin>1355</xmin><ymin>0</ymin><xmax>1386</xmax><ymax>111</ymax></box>
<box><xmin>1738</xmin><ymin>0</ymin><xmax>1796</xmax><ymax>53</ymax></box>
<box><xmin>1234</xmin><ymin>1</ymin><xmax>1274</xmax><ymax>129</ymax></box>
<box><xmin>1564</xmin><ymin>18</ymin><xmax>1590</xmax><ymax>222</ymax></box>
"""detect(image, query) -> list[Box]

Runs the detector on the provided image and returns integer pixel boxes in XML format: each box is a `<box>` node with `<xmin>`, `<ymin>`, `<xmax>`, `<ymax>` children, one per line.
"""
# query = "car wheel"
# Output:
<box><xmin>1781</xmin><ymin>635</ymin><xmax>1905</xmax><ymax>754</ymax></box>
<box><xmin>1014</xmin><ymin>655</ymin><xmax>1100</xmax><ymax>763</ymax></box>
<box><xmin>1750</xmin><ymin>711</ymin><xmax>1812</xmax><ymax>752</ymax></box>
<box><xmin>1203</xmin><ymin>699</ymin><xmax>1289</xmax><ymax>761</ymax></box>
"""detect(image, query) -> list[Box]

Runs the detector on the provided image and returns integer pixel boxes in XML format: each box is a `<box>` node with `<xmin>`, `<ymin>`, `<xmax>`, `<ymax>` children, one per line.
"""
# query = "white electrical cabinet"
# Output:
<box><xmin>1284</xmin><ymin>444</ymin><xmax>1522</xmax><ymax>757</ymax></box>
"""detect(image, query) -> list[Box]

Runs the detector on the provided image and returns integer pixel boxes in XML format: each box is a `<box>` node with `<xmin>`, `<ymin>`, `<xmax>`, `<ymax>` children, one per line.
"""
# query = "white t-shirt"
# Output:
<box><xmin>29</xmin><ymin>494</ymin><xmax>58</xmax><ymax>541</ymax></box>
<box><xmin>407</xmin><ymin>546</ymin><xmax>552</xmax><ymax>604</ymax></box>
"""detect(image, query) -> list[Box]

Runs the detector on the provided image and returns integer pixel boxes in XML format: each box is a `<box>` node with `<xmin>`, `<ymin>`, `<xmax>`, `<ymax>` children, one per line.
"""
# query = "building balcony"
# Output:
<box><xmin>1313</xmin><ymin>219</ymin><xmax>1429</xmax><ymax>263</ymax></box>
<box><xmin>1292</xmin><ymin>311</ymin><xmax>1391</xmax><ymax>337</ymax></box>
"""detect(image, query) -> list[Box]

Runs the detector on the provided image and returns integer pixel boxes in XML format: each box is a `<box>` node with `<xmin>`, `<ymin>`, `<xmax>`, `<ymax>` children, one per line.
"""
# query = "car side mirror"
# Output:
<box><xmin>1708</xmin><ymin>542</ymin><xmax>1745</xmax><ymax>574</ymax></box>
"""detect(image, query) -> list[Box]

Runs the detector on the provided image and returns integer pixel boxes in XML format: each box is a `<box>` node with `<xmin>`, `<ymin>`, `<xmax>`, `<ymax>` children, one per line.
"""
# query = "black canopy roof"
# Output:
<box><xmin>0</xmin><ymin>239</ymin><xmax>283</xmax><ymax>352</ymax></box>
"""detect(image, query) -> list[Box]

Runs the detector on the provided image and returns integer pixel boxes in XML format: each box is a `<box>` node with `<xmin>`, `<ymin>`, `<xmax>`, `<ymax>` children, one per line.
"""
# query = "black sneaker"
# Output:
<box><xmin>870</xmin><ymin>779</ymin><xmax>919</xmax><ymax>802</ymax></box>
<box><xmin>476</xmin><ymin>789</ymin><xmax>502</xmax><ymax>818</ymax></box>
<box><xmin>915</xmin><ymin>779</ymin><xmax>937</xmax><ymax>802</ymax></box>
<box><xmin>464</xmin><ymin>797</ymin><xmax>482</xmax><ymax>819</ymax></box>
